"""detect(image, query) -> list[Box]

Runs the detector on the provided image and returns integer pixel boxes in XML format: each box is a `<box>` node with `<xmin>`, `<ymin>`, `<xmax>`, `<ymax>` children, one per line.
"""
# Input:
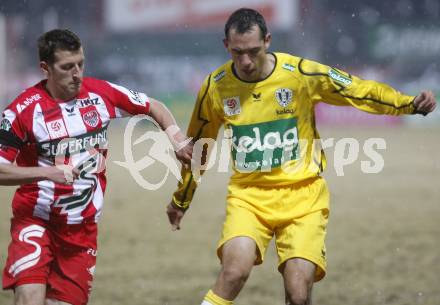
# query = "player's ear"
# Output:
<box><xmin>40</xmin><ymin>61</ymin><xmax>50</xmax><ymax>78</ymax></box>
<box><xmin>223</xmin><ymin>38</ymin><xmax>229</xmax><ymax>49</ymax></box>
<box><xmin>264</xmin><ymin>33</ymin><xmax>272</xmax><ymax>50</ymax></box>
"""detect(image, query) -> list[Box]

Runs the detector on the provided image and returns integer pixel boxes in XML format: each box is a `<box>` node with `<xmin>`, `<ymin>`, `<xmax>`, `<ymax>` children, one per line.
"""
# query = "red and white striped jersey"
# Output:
<box><xmin>0</xmin><ymin>77</ymin><xmax>150</xmax><ymax>225</ymax></box>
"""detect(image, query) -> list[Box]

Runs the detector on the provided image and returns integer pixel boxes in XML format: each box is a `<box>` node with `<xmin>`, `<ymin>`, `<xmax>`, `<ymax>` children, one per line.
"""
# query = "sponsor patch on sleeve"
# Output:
<box><xmin>107</xmin><ymin>82</ymin><xmax>149</xmax><ymax>108</ymax></box>
<box><xmin>213</xmin><ymin>70</ymin><xmax>226</xmax><ymax>82</ymax></box>
<box><xmin>282</xmin><ymin>63</ymin><xmax>295</xmax><ymax>72</ymax></box>
<box><xmin>328</xmin><ymin>68</ymin><xmax>352</xmax><ymax>86</ymax></box>
<box><xmin>0</xmin><ymin>118</ymin><xmax>12</xmax><ymax>131</ymax></box>
<box><xmin>128</xmin><ymin>90</ymin><xmax>148</xmax><ymax>107</ymax></box>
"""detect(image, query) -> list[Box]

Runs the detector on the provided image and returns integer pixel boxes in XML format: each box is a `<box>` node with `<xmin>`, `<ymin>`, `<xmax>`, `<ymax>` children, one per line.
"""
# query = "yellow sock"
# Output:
<box><xmin>201</xmin><ymin>289</ymin><xmax>233</xmax><ymax>305</ymax></box>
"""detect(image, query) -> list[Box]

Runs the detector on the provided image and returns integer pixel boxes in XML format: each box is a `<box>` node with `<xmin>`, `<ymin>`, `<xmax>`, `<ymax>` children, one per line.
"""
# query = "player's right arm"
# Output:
<box><xmin>0</xmin><ymin>108</ymin><xmax>78</xmax><ymax>186</ymax></box>
<box><xmin>167</xmin><ymin>75</ymin><xmax>223</xmax><ymax>230</ymax></box>
<box><xmin>0</xmin><ymin>163</ymin><xmax>78</xmax><ymax>185</ymax></box>
<box><xmin>94</xmin><ymin>78</ymin><xmax>192</xmax><ymax>166</ymax></box>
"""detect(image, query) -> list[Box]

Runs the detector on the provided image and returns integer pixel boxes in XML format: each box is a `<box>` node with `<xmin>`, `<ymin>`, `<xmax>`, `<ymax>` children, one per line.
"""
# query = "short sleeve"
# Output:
<box><xmin>105</xmin><ymin>81</ymin><xmax>150</xmax><ymax>117</ymax></box>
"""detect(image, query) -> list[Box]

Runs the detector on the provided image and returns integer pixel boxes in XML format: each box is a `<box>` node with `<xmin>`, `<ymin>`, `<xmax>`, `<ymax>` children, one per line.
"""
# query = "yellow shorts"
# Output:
<box><xmin>217</xmin><ymin>177</ymin><xmax>329</xmax><ymax>281</ymax></box>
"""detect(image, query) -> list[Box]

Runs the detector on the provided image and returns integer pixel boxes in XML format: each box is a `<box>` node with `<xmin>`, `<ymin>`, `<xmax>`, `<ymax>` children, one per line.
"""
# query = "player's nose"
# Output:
<box><xmin>72</xmin><ymin>64</ymin><xmax>83</xmax><ymax>78</ymax></box>
<box><xmin>238</xmin><ymin>54</ymin><xmax>252</xmax><ymax>67</ymax></box>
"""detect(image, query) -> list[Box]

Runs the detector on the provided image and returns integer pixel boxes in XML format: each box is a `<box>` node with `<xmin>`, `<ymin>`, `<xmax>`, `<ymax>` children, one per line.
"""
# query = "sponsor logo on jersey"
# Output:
<box><xmin>282</xmin><ymin>63</ymin><xmax>295</xmax><ymax>72</ymax></box>
<box><xmin>54</xmin><ymin>155</ymin><xmax>101</xmax><ymax>215</ymax></box>
<box><xmin>65</xmin><ymin>106</ymin><xmax>75</xmax><ymax>113</ymax></box>
<box><xmin>223</xmin><ymin>96</ymin><xmax>241</xmax><ymax>116</ymax></box>
<box><xmin>46</xmin><ymin>119</ymin><xmax>68</xmax><ymax>139</ymax></box>
<box><xmin>230</xmin><ymin>118</ymin><xmax>299</xmax><ymax>171</ymax></box>
<box><xmin>213</xmin><ymin>70</ymin><xmax>226</xmax><ymax>82</ymax></box>
<box><xmin>252</xmin><ymin>92</ymin><xmax>262</xmax><ymax>102</ymax></box>
<box><xmin>276</xmin><ymin>108</ymin><xmax>295</xmax><ymax>115</ymax></box>
<box><xmin>82</xmin><ymin>110</ymin><xmax>100</xmax><ymax>128</ymax></box>
<box><xmin>128</xmin><ymin>90</ymin><xmax>146</xmax><ymax>107</ymax></box>
<box><xmin>16</xmin><ymin>94</ymin><xmax>41</xmax><ymax>113</ymax></box>
<box><xmin>64</xmin><ymin>104</ymin><xmax>77</xmax><ymax>117</ymax></box>
<box><xmin>275</xmin><ymin>88</ymin><xmax>293</xmax><ymax>107</ymax></box>
<box><xmin>328</xmin><ymin>68</ymin><xmax>352</xmax><ymax>86</ymax></box>
<box><xmin>38</xmin><ymin>127</ymin><xmax>108</xmax><ymax>158</ymax></box>
<box><xmin>76</xmin><ymin>97</ymin><xmax>100</xmax><ymax>108</ymax></box>
<box><xmin>87</xmin><ymin>248</ymin><xmax>98</xmax><ymax>257</ymax></box>
<box><xmin>0</xmin><ymin>118</ymin><xmax>12</xmax><ymax>131</ymax></box>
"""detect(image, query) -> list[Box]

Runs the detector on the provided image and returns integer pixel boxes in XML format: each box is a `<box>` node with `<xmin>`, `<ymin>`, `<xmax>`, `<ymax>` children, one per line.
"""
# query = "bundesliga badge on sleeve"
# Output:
<box><xmin>0</xmin><ymin>118</ymin><xmax>12</xmax><ymax>131</ymax></box>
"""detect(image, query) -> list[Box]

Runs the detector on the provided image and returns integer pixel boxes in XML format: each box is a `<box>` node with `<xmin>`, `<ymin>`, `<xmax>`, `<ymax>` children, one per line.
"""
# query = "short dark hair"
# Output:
<box><xmin>38</xmin><ymin>29</ymin><xmax>82</xmax><ymax>64</ymax></box>
<box><xmin>224</xmin><ymin>8</ymin><xmax>268</xmax><ymax>39</ymax></box>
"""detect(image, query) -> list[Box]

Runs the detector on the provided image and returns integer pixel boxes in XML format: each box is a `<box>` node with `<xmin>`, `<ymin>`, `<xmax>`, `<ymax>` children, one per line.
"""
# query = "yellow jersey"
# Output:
<box><xmin>172</xmin><ymin>52</ymin><xmax>415</xmax><ymax>209</ymax></box>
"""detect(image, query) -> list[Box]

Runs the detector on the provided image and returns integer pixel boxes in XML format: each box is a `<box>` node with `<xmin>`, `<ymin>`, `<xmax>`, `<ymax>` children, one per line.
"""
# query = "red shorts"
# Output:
<box><xmin>2</xmin><ymin>217</ymin><xmax>98</xmax><ymax>305</ymax></box>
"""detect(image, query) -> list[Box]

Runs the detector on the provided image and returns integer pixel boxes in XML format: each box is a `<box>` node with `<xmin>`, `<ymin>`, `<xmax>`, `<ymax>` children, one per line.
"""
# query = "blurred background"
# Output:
<box><xmin>0</xmin><ymin>1</ymin><xmax>439</xmax><ymax>305</ymax></box>
<box><xmin>0</xmin><ymin>0</ymin><xmax>439</xmax><ymax>126</ymax></box>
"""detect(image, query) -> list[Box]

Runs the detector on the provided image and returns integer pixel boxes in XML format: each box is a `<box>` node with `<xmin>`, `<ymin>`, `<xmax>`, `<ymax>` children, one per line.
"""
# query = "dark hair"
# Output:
<box><xmin>224</xmin><ymin>8</ymin><xmax>268</xmax><ymax>39</ymax></box>
<box><xmin>38</xmin><ymin>29</ymin><xmax>82</xmax><ymax>64</ymax></box>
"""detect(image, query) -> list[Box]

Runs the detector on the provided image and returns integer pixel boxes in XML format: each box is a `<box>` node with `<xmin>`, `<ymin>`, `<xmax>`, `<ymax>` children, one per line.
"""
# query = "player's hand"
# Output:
<box><xmin>45</xmin><ymin>165</ymin><xmax>80</xmax><ymax>184</ymax></box>
<box><xmin>173</xmin><ymin>131</ymin><xmax>193</xmax><ymax>169</ymax></box>
<box><xmin>413</xmin><ymin>91</ymin><xmax>437</xmax><ymax>115</ymax></box>
<box><xmin>166</xmin><ymin>201</ymin><xmax>186</xmax><ymax>231</ymax></box>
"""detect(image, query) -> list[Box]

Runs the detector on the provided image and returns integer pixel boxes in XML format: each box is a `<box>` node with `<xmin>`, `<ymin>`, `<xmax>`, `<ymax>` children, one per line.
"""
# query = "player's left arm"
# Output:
<box><xmin>148</xmin><ymin>98</ymin><xmax>193</xmax><ymax>167</ymax></box>
<box><xmin>104</xmin><ymin>80</ymin><xmax>192</xmax><ymax>167</ymax></box>
<box><xmin>299</xmin><ymin>58</ymin><xmax>437</xmax><ymax>116</ymax></box>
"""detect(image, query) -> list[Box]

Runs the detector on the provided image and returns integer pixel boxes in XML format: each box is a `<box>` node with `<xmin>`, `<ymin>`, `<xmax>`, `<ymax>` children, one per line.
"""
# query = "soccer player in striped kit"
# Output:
<box><xmin>167</xmin><ymin>8</ymin><xmax>437</xmax><ymax>305</ymax></box>
<box><xmin>0</xmin><ymin>29</ymin><xmax>192</xmax><ymax>305</ymax></box>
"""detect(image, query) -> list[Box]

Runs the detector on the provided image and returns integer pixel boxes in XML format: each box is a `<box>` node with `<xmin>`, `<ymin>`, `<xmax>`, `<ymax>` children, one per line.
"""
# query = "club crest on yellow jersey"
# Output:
<box><xmin>275</xmin><ymin>88</ymin><xmax>293</xmax><ymax>107</ymax></box>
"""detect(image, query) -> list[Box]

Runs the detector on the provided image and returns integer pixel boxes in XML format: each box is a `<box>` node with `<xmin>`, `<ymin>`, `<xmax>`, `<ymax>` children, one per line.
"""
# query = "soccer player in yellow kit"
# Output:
<box><xmin>167</xmin><ymin>8</ymin><xmax>437</xmax><ymax>305</ymax></box>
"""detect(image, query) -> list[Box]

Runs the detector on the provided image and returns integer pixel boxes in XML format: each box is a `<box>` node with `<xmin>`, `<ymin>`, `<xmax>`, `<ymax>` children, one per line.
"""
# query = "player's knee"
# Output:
<box><xmin>220</xmin><ymin>263</ymin><xmax>251</xmax><ymax>286</ymax></box>
<box><xmin>15</xmin><ymin>292</ymin><xmax>44</xmax><ymax>305</ymax></box>
<box><xmin>14</xmin><ymin>285</ymin><xmax>45</xmax><ymax>305</ymax></box>
<box><xmin>286</xmin><ymin>294</ymin><xmax>310</xmax><ymax>305</ymax></box>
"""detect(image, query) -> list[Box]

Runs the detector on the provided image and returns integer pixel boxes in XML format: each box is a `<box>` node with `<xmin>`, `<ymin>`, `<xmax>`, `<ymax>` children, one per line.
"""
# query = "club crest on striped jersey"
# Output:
<box><xmin>223</xmin><ymin>97</ymin><xmax>241</xmax><ymax>116</ymax></box>
<box><xmin>275</xmin><ymin>88</ymin><xmax>293</xmax><ymax>107</ymax></box>
<box><xmin>82</xmin><ymin>110</ymin><xmax>100</xmax><ymax>128</ymax></box>
<box><xmin>46</xmin><ymin>119</ymin><xmax>68</xmax><ymax>139</ymax></box>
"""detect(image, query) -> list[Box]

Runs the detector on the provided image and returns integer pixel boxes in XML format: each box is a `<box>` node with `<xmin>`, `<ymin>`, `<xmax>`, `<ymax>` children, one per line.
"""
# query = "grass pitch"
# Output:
<box><xmin>1</xmin><ymin>124</ymin><xmax>439</xmax><ymax>305</ymax></box>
